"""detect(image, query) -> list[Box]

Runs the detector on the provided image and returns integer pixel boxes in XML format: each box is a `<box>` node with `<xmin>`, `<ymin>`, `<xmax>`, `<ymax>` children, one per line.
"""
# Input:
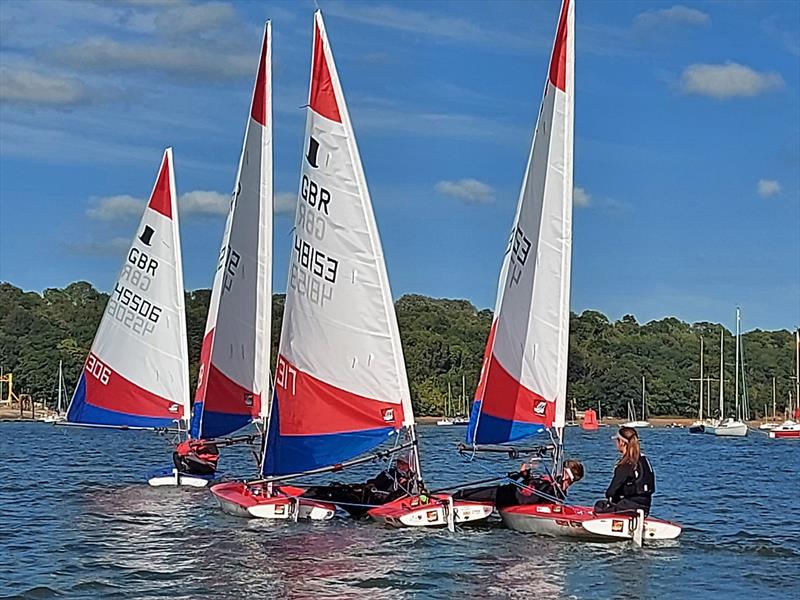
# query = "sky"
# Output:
<box><xmin>0</xmin><ymin>0</ymin><xmax>798</xmax><ymax>332</ymax></box>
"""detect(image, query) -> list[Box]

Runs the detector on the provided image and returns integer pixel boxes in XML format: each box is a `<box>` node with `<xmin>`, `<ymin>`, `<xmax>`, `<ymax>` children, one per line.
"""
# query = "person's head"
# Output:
<box><xmin>395</xmin><ymin>457</ymin><xmax>411</xmax><ymax>474</ymax></box>
<box><xmin>614</xmin><ymin>426</ymin><xmax>641</xmax><ymax>465</ymax></box>
<box><xmin>561</xmin><ymin>459</ymin><xmax>584</xmax><ymax>491</ymax></box>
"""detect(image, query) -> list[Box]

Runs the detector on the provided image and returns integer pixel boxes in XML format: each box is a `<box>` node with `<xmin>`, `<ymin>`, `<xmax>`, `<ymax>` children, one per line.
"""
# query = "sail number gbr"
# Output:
<box><xmin>290</xmin><ymin>234</ymin><xmax>338</xmax><ymax>306</ymax></box>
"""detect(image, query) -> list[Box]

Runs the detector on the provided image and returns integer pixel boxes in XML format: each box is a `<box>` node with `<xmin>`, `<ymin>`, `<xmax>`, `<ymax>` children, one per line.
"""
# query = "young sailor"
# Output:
<box><xmin>453</xmin><ymin>459</ymin><xmax>584</xmax><ymax>508</ymax></box>
<box><xmin>594</xmin><ymin>426</ymin><xmax>655</xmax><ymax>516</ymax></box>
<box><xmin>173</xmin><ymin>439</ymin><xmax>220</xmax><ymax>476</ymax></box>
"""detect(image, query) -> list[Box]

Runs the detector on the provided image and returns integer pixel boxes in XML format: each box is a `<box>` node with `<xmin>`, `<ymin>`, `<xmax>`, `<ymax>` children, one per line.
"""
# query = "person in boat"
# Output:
<box><xmin>453</xmin><ymin>459</ymin><xmax>584</xmax><ymax>507</ymax></box>
<box><xmin>172</xmin><ymin>439</ymin><xmax>220</xmax><ymax>476</ymax></box>
<box><xmin>594</xmin><ymin>426</ymin><xmax>655</xmax><ymax>516</ymax></box>
<box><xmin>302</xmin><ymin>457</ymin><xmax>416</xmax><ymax>518</ymax></box>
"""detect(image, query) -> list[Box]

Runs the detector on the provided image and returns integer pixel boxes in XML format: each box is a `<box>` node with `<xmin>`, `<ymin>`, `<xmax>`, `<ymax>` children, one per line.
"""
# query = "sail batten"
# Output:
<box><xmin>67</xmin><ymin>148</ymin><xmax>190</xmax><ymax>429</ymax></box>
<box><xmin>191</xmin><ymin>22</ymin><xmax>273</xmax><ymax>440</ymax></box>
<box><xmin>468</xmin><ymin>0</ymin><xmax>574</xmax><ymax>445</ymax></box>
<box><xmin>263</xmin><ymin>11</ymin><xmax>411</xmax><ymax>476</ymax></box>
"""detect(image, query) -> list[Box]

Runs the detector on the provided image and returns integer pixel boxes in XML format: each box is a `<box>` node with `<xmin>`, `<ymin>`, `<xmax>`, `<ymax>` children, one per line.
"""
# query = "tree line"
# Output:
<box><xmin>0</xmin><ymin>282</ymin><xmax>796</xmax><ymax>418</ymax></box>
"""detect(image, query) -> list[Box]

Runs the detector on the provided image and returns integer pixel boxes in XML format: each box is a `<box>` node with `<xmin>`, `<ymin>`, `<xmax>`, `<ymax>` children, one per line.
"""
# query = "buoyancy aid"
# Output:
<box><xmin>624</xmin><ymin>455</ymin><xmax>655</xmax><ymax>498</ymax></box>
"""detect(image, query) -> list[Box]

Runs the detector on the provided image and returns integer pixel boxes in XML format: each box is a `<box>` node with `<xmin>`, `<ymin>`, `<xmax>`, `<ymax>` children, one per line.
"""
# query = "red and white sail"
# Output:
<box><xmin>192</xmin><ymin>22</ymin><xmax>273</xmax><ymax>439</ymax></box>
<box><xmin>263</xmin><ymin>11</ymin><xmax>412</xmax><ymax>475</ymax></box>
<box><xmin>468</xmin><ymin>0</ymin><xmax>574</xmax><ymax>444</ymax></box>
<box><xmin>67</xmin><ymin>148</ymin><xmax>190</xmax><ymax>429</ymax></box>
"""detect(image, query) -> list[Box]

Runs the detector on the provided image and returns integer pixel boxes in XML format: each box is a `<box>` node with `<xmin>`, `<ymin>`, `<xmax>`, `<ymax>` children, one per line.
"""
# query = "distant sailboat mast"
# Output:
<box><xmin>719</xmin><ymin>327</ymin><xmax>725</xmax><ymax>420</ymax></box>
<box><xmin>735</xmin><ymin>307</ymin><xmax>741</xmax><ymax>420</ymax></box>
<box><xmin>698</xmin><ymin>336</ymin><xmax>704</xmax><ymax>421</ymax></box>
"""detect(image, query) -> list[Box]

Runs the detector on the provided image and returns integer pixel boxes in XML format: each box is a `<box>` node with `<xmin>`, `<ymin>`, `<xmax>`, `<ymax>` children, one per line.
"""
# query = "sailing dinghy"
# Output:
<box><xmin>211</xmin><ymin>12</ymin><xmax>493</xmax><ymax>527</ymax></box>
<box><xmin>65</xmin><ymin>148</ymin><xmax>192</xmax><ymax>441</ymax></box>
<box><xmin>147</xmin><ymin>23</ymin><xmax>274</xmax><ymax>487</ymax></box>
<box><xmin>463</xmin><ymin>0</ymin><xmax>680</xmax><ymax>545</ymax></box>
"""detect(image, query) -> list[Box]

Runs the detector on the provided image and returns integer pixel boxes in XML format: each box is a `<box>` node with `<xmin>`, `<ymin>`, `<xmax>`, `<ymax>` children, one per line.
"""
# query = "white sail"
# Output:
<box><xmin>192</xmin><ymin>22</ymin><xmax>273</xmax><ymax>439</ymax></box>
<box><xmin>469</xmin><ymin>0</ymin><xmax>574</xmax><ymax>444</ymax></box>
<box><xmin>263</xmin><ymin>11</ymin><xmax>412</xmax><ymax>475</ymax></box>
<box><xmin>67</xmin><ymin>148</ymin><xmax>190</xmax><ymax>428</ymax></box>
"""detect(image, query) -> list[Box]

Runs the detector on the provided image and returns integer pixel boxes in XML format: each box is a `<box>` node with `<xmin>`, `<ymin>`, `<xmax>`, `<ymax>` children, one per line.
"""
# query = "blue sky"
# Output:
<box><xmin>0</xmin><ymin>0</ymin><xmax>798</xmax><ymax>332</ymax></box>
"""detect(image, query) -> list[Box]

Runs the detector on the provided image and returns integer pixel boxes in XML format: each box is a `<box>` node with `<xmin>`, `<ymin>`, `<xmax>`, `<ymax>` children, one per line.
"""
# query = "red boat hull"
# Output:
<box><xmin>368</xmin><ymin>494</ymin><xmax>493</xmax><ymax>528</ymax></box>
<box><xmin>210</xmin><ymin>481</ymin><xmax>336</xmax><ymax>520</ymax></box>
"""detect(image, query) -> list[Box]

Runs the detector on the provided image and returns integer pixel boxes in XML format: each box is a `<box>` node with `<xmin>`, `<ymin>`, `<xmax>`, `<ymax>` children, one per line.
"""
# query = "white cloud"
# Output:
<box><xmin>324</xmin><ymin>1</ymin><xmax>542</xmax><ymax>52</ymax></box>
<box><xmin>50</xmin><ymin>37</ymin><xmax>253</xmax><ymax>81</ymax></box>
<box><xmin>274</xmin><ymin>192</ymin><xmax>296</xmax><ymax>216</ymax></box>
<box><xmin>680</xmin><ymin>62</ymin><xmax>784</xmax><ymax>99</ymax></box>
<box><xmin>0</xmin><ymin>67</ymin><xmax>89</xmax><ymax>106</ymax></box>
<box><xmin>435</xmin><ymin>179</ymin><xmax>495</xmax><ymax>204</ymax></box>
<box><xmin>181</xmin><ymin>190</ymin><xmax>229</xmax><ymax>215</ymax></box>
<box><xmin>87</xmin><ymin>190</ymin><xmax>300</xmax><ymax>220</ymax></box>
<box><xmin>154</xmin><ymin>1</ymin><xmax>237</xmax><ymax>36</ymax></box>
<box><xmin>574</xmin><ymin>186</ymin><xmax>591</xmax><ymax>208</ymax></box>
<box><xmin>634</xmin><ymin>5</ymin><xmax>710</xmax><ymax>31</ymax></box>
<box><xmin>86</xmin><ymin>195</ymin><xmax>145</xmax><ymax>220</ymax></box>
<box><xmin>757</xmin><ymin>179</ymin><xmax>781</xmax><ymax>198</ymax></box>
<box><xmin>63</xmin><ymin>237</ymin><xmax>130</xmax><ymax>256</ymax></box>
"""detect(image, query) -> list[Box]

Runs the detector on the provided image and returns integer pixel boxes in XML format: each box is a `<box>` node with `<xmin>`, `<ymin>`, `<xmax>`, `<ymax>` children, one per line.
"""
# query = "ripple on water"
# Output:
<box><xmin>1</xmin><ymin>424</ymin><xmax>799</xmax><ymax>599</ymax></box>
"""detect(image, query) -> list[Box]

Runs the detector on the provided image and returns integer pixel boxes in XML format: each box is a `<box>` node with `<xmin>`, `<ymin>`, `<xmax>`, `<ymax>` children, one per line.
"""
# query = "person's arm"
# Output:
<box><xmin>605</xmin><ymin>463</ymin><xmax>633</xmax><ymax>500</ymax></box>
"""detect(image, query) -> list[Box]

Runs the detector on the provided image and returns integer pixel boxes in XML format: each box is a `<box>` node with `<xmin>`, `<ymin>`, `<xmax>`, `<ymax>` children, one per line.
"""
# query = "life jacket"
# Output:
<box><xmin>190</xmin><ymin>441</ymin><xmax>220</xmax><ymax>464</ymax></box>
<box><xmin>624</xmin><ymin>455</ymin><xmax>655</xmax><ymax>498</ymax></box>
<box><xmin>175</xmin><ymin>441</ymin><xmax>192</xmax><ymax>457</ymax></box>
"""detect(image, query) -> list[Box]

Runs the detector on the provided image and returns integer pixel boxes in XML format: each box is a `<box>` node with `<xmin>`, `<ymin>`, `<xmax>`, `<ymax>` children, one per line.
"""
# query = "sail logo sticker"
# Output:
<box><xmin>139</xmin><ymin>225</ymin><xmax>155</xmax><ymax>246</ymax></box>
<box><xmin>305</xmin><ymin>136</ymin><xmax>321</xmax><ymax>168</ymax></box>
<box><xmin>381</xmin><ymin>408</ymin><xmax>394</xmax><ymax>422</ymax></box>
<box><xmin>533</xmin><ymin>401</ymin><xmax>547</xmax><ymax>416</ymax></box>
<box><xmin>168</xmin><ymin>404</ymin><xmax>179</xmax><ymax>413</ymax></box>
<box><xmin>612</xmin><ymin>520</ymin><xmax>624</xmax><ymax>533</ymax></box>
<box><xmin>244</xmin><ymin>394</ymin><xmax>254</xmax><ymax>407</ymax></box>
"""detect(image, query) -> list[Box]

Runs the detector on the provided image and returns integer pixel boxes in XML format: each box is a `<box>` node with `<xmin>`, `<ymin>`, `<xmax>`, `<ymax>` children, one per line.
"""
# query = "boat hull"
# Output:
<box><xmin>769</xmin><ymin>428</ymin><xmax>800</xmax><ymax>439</ymax></box>
<box><xmin>210</xmin><ymin>481</ymin><xmax>336</xmax><ymax>521</ymax></box>
<box><xmin>147</xmin><ymin>467</ymin><xmax>214</xmax><ymax>488</ymax></box>
<box><xmin>368</xmin><ymin>494</ymin><xmax>493</xmax><ymax>528</ymax></box>
<box><xmin>499</xmin><ymin>503</ymin><xmax>681</xmax><ymax>542</ymax></box>
<box><xmin>703</xmin><ymin>422</ymin><xmax>748</xmax><ymax>437</ymax></box>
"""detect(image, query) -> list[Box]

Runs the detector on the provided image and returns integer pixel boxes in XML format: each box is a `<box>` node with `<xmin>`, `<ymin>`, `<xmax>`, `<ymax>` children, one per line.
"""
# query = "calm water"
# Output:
<box><xmin>1</xmin><ymin>423</ymin><xmax>798</xmax><ymax>599</ymax></box>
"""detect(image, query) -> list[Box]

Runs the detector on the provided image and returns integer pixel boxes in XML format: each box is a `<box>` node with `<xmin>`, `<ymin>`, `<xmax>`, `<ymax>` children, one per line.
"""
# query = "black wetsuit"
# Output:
<box><xmin>454</xmin><ymin>473</ymin><xmax>566</xmax><ymax>508</ymax></box>
<box><xmin>303</xmin><ymin>467</ymin><xmax>412</xmax><ymax>519</ymax></box>
<box><xmin>594</xmin><ymin>455</ymin><xmax>655</xmax><ymax>516</ymax></box>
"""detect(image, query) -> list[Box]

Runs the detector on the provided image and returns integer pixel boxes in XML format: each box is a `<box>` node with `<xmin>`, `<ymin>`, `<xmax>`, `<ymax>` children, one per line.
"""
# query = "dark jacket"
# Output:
<box><xmin>605</xmin><ymin>455</ymin><xmax>655</xmax><ymax>509</ymax></box>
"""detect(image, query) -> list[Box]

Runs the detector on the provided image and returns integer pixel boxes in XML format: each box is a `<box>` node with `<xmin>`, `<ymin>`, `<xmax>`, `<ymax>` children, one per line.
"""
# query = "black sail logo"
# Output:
<box><xmin>139</xmin><ymin>225</ymin><xmax>155</xmax><ymax>246</ymax></box>
<box><xmin>305</xmin><ymin>136</ymin><xmax>320</xmax><ymax>168</ymax></box>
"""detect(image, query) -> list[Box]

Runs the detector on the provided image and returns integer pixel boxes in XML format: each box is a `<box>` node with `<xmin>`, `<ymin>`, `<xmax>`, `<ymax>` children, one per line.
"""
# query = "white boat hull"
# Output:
<box><xmin>210</xmin><ymin>482</ymin><xmax>336</xmax><ymax>521</ymax></box>
<box><xmin>703</xmin><ymin>420</ymin><xmax>748</xmax><ymax>437</ymax></box>
<box><xmin>621</xmin><ymin>421</ymin><xmax>650</xmax><ymax>428</ymax></box>
<box><xmin>368</xmin><ymin>495</ymin><xmax>494</xmax><ymax>528</ymax></box>
<box><xmin>499</xmin><ymin>504</ymin><xmax>681</xmax><ymax>543</ymax></box>
<box><xmin>147</xmin><ymin>467</ymin><xmax>213</xmax><ymax>488</ymax></box>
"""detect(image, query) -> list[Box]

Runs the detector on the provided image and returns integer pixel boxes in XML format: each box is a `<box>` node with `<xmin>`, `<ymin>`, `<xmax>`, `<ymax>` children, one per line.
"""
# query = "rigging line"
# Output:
<box><xmin>457</xmin><ymin>453</ymin><xmax>567</xmax><ymax>506</ymax></box>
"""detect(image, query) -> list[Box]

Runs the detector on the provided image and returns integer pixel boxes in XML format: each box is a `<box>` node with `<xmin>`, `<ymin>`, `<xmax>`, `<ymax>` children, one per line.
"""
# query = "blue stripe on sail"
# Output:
<box><xmin>199</xmin><ymin>410</ymin><xmax>252</xmax><ymax>439</ymax></box>
<box><xmin>66</xmin><ymin>372</ymin><xmax>177</xmax><ymax>429</ymax></box>
<box><xmin>466</xmin><ymin>401</ymin><xmax>545</xmax><ymax>445</ymax></box>
<box><xmin>262</xmin><ymin>395</ymin><xmax>394</xmax><ymax>476</ymax></box>
<box><xmin>190</xmin><ymin>401</ymin><xmax>252</xmax><ymax>439</ymax></box>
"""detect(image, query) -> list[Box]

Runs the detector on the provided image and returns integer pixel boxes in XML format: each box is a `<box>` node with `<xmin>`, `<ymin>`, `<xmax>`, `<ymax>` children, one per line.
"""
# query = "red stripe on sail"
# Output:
<box><xmin>548</xmin><ymin>0</ymin><xmax>570</xmax><ymax>92</ymax></box>
<box><xmin>275</xmin><ymin>356</ymin><xmax>403</xmax><ymax>435</ymax></box>
<box><xmin>148</xmin><ymin>152</ymin><xmax>172</xmax><ymax>219</ymax></box>
<box><xmin>309</xmin><ymin>20</ymin><xmax>341</xmax><ymax>123</ymax></box>
<box><xmin>195</xmin><ymin>329</ymin><xmax>259</xmax><ymax>416</ymax></box>
<box><xmin>194</xmin><ymin>329</ymin><xmax>214</xmax><ymax>403</ymax></box>
<box><xmin>474</xmin><ymin>319</ymin><xmax>498</xmax><ymax>402</ymax></box>
<box><xmin>251</xmin><ymin>25</ymin><xmax>269</xmax><ymax>126</ymax></box>
<box><xmin>83</xmin><ymin>353</ymin><xmax>183</xmax><ymax>419</ymax></box>
<box><xmin>480</xmin><ymin>354</ymin><xmax>556</xmax><ymax>426</ymax></box>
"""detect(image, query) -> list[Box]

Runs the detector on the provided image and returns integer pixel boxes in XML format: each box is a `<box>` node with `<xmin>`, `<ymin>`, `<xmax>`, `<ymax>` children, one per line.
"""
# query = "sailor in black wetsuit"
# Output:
<box><xmin>453</xmin><ymin>459</ymin><xmax>584</xmax><ymax>508</ymax></box>
<box><xmin>302</xmin><ymin>457</ymin><xmax>415</xmax><ymax>519</ymax></box>
<box><xmin>594</xmin><ymin>426</ymin><xmax>655</xmax><ymax>516</ymax></box>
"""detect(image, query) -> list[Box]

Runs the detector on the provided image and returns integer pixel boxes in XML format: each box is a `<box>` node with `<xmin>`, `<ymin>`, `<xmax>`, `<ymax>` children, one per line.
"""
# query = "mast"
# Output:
<box><xmin>641</xmin><ymin>375</ymin><xmax>646</xmax><ymax>422</ymax></box>
<box><xmin>773</xmin><ymin>377</ymin><xmax>777</xmax><ymax>421</ymax></box>
<box><xmin>57</xmin><ymin>360</ymin><xmax>63</xmax><ymax>414</ymax></box>
<box><xmin>719</xmin><ymin>327</ymin><xmax>725</xmax><ymax>420</ymax></box>
<box><xmin>735</xmin><ymin>308</ymin><xmax>740</xmax><ymax>420</ymax></box>
<box><xmin>796</xmin><ymin>329</ymin><xmax>800</xmax><ymax>418</ymax></box>
<box><xmin>699</xmin><ymin>336</ymin><xmax>704</xmax><ymax>420</ymax></box>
